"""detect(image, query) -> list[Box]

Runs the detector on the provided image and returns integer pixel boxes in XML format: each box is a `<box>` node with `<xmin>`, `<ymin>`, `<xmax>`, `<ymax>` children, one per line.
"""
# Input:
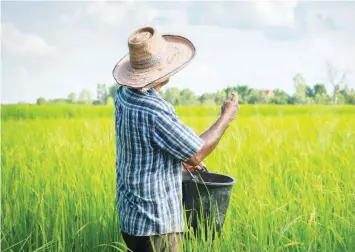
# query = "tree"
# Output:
<box><xmin>179</xmin><ymin>89</ymin><xmax>198</xmax><ymax>105</ymax></box>
<box><xmin>246</xmin><ymin>89</ymin><xmax>268</xmax><ymax>104</ymax></box>
<box><xmin>67</xmin><ymin>92</ymin><xmax>76</xmax><ymax>104</ymax></box>
<box><xmin>246</xmin><ymin>89</ymin><xmax>259</xmax><ymax>104</ymax></box>
<box><xmin>36</xmin><ymin>97</ymin><xmax>46</xmax><ymax>105</ymax></box>
<box><xmin>313</xmin><ymin>83</ymin><xmax>327</xmax><ymax>96</ymax></box>
<box><xmin>293</xmin><ymin>73</ymin><xmax>307</xmax><ymax>104</ymax></box>
<box><xmin>314</xmin><ymin>93</ymin><xmax>331</xmax><ymax>104</ymax></box>
<box><xmin>339</xmin><ymin>85</ymin><xmax>349</xmax><ymax>97</ymax></box>
<box><xmin>231</xmin><ymin>85</ymin><xmax>250</xmax><ymax>104</ymax></box>
<box><xmin>199</xmin><ymin>93</ymin><xmax>216</xmax><ymax>105</ymax></box>
<box><xmin>92</xmin><ymin>100</ymin><xmax>101</xmax><ymax>105</ymax></box>
<box><xmin>97</xmin><ymin>84</ymin><xmax>108</xmax><ymax>104</ymax></box>
<box><xmin>223</xmin><ymin>85</ymin><xmax>249</xmax><ymax>104</ymax></box>
<box><xmin>339</xmin><ymin>86</ymin><xmax>355</xmax><ymax>105</ymax></box>
<box><xmin>270</xmin><ymin>89</ymin><xmax>290</xmax><ymax>104</ymax></box>
<box><xmin>305</xmin><ymin>85</ymin><xmax>314</xmax><ymax>98</ymax></box>
<box><xmin>32</xmin><ymin>80</ymin><xmax>355</xmax><ymax>106</ymax></box>
<box><xmin>326</xmin><ymin>62</ymin><xmax>347</xmax><ymax>105</ymax></box>
<box><xmin>336</xmin><ymin>93</ymin><xmax>345</xmax><ymax>105</ymax></box>
<box><xmin>47</xmin><ymin>99</ymin><xmax>68</xmax><ymax>105</ymax></box>
<box><xmin>163</xmin><ymin>88</ymin><xmax>180</xmax><ymax>105</ymax></box>
<box><xmin>109</xmin><ymin>84</ymin><xmax>120</xmax><ymax>99</ymax></box>
<box><xmin>79</xmin><ymin>89</ymin><xmax>93</xmax><ymax>104</ymax></box>
<box><xmin>214</xmin><ymin>90</ymin><xmax>227</xmax><ymax>105</ymax></box>
<box><xmin>287</xmin><ymin>96</ymin><xmax>297</xmax><ymax>105</ymax></box>
<box><xmin>345</xmin><ymin>89</ymin><xmax>355</xmax><ymax>104</ymax></box>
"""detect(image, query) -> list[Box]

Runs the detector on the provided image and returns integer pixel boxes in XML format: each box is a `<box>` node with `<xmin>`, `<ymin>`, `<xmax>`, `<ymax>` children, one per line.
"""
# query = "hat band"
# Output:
<box><xmin>131</xmin><ymin>56</ymin><xmax>160</xmax><ymax>69</ymax></box>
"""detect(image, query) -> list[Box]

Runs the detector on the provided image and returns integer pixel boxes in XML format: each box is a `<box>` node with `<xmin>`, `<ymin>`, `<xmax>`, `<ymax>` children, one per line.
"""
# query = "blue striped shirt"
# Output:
<box><xmin>114</xmin><ymin>87</ymin><xmax>204</xmax><ymax>236</ymax></box>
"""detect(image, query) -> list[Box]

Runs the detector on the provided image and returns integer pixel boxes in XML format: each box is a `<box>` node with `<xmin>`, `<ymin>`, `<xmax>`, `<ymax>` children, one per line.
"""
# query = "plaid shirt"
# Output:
<box><xmin>114</xmin><ymin>87</ymin><xmax>204</xmax><ymax>236</ymax></box>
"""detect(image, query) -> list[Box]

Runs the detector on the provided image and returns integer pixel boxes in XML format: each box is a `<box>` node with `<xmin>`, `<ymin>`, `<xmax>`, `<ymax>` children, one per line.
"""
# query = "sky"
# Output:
<box><xmin>1</xmin><ymin>1</ymin><xmax>355</xmax><ymax>104</ymax></box>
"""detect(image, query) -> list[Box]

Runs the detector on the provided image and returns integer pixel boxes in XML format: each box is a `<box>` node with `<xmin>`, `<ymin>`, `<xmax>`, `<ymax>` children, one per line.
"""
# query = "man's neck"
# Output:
<box><xmin>153</xmin><ymin>84</ymin><xmax>164</xmax><ymax>93</ymax></box>
<box><xmin>153</xmin><ymin>78</ymin><xmax>169</xmax><ymax>93</ymax></box>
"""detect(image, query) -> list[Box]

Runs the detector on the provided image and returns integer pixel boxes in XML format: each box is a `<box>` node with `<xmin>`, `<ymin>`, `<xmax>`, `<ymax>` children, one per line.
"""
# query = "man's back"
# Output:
<box><xmin>114</xmin><ymin>87</ymin><xmax>204</xmax><ymax>236</ymax></box>
<box><xmin>112</xmin><ymin>26</ymin><xmax>239</xmax><ymax>252</ymax></box>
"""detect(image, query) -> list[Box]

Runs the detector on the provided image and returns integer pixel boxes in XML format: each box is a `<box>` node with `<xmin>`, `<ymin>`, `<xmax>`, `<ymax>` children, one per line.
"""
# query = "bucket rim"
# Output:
<box><xmin>183</xmin><ymin>171</ymin><xmax>236</xmax><ymax>186</ymax></box>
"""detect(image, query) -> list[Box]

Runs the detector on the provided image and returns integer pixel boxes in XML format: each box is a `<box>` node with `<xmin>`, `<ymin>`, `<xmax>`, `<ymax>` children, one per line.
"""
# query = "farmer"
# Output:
<box><xmin>112</xmin><ymin>27</ymin><xmax>239</xmax><ymax>252</ymax></box>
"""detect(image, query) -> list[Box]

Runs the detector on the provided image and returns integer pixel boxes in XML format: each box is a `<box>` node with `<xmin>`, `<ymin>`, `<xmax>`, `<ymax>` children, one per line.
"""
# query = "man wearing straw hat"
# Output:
<box><xmin>113</xmin><ymin>27</ymin><xmax>239</xmax><ymax>252</ymax></box>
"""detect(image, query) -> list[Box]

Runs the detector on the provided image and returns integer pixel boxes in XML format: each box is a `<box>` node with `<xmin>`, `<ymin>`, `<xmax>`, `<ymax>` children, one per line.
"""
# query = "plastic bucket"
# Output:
<box><xmin>182</xmin><ymin>168</ymin><xmax>236</xmax><ymax>238</ymax></box>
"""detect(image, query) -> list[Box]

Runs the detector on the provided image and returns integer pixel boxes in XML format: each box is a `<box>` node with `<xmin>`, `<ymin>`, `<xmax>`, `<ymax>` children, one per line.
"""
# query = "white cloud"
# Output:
<box><xmin>303</xmin><ymin>2</ymin><xmax>355</xmax><ymax>33</ymax></box>
<box><xmin>157</xmin><ymin>22</ymin><xmax>354</xmax><ymax>94</ymax></box>
<box><xmin>190</xmin><ymin>1</ymin><xmax>298</xmax><ymax>29</ymax></box>
<box><xmin>301</xmin><ymin>2</ymin><xmax>355</xmax><ymax>82</ymax></box>
<box><xmin>84</xmin><ymin>1</ymin><xmax>158</xmax><ymax>27</ymax></box>
<box><xmin>59</xmin><ymin>1</ymin><xmax>188</xmax><ymax>30</ymax></box>
<box><xmin>59</xmin><ymin>8</ymin><xmax>84</xmax><ymax>25</ymax></box>
<box><xmin>1</xmin><ymin>22</ymin><xmax>58</xmax><ymax>57</ymax></box>
<box><xmin>85</xmin><ymin>1</ymin><xmax>128</xmax><ymax>26</ymax></box>
<box><xmin>254</xmin><ymin>1</ymin><xmax>298</xmax><ymax>27</ymax></box>
<box><xmin>1</xmin><ymin>1</ymin><xmax>354</xmax><ymax>104</ymax></box>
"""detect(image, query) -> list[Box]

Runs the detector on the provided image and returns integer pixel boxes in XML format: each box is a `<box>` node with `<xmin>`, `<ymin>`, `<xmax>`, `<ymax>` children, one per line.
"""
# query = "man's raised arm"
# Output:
<box><xmin>185</xmin><ymin>93</ymin><xmax>239</xmax><ymax>166</ymax></box>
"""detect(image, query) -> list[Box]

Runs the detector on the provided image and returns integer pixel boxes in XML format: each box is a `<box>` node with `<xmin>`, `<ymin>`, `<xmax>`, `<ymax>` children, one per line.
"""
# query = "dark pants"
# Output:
<box><xmin>121</xmin><ymin>232</ymin><xmax>183</xmax><ymax>252</ymax></box>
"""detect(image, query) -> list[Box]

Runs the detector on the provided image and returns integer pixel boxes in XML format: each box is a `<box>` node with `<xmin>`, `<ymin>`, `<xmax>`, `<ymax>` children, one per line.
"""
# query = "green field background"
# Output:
<box><xmin>1</xmin><ymin>105</ymin><xmax>355</xmax><ymax>251</ymax></box>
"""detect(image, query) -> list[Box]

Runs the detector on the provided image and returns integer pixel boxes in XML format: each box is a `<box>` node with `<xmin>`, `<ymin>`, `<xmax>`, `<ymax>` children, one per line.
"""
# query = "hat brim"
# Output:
<box><xmin>112</xmin><ymin>35</ymin><xmax>195</xmax><ymax>89</ymax></box>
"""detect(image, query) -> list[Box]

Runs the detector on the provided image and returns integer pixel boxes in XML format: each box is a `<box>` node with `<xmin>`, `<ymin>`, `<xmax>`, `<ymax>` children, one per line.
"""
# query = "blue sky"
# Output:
<box><xmin>1</xmin><ymin>1</ymin><xmax>355</xmax><ymax>103</ymax></box>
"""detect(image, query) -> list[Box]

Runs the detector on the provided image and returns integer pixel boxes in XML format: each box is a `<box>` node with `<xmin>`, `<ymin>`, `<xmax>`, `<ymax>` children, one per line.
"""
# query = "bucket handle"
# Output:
<box><xmin>182</xmin><ymin>163</ymin><xmax>209</xmax><ymax>181</ymax></box>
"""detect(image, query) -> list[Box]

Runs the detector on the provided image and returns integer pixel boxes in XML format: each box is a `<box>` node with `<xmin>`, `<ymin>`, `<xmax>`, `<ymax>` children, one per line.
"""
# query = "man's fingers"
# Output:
<box><xmin>225</xmin><ymin>93</ymin><xmax>234</xmax><ymax>103</ymax></box>
<box><xmin>230</xmin><ymin>93</ymin><xmax>238</xmax><ymax>103</ymax></box>
<box><xmin>230</xmin><ymin>94</ymin><xmax>236</xmax><ymax>102</ymax></box>
<box><xmin>225</xmin><ymin>93</ymin><xmax>237</xmax><ymax>104</ymax></box>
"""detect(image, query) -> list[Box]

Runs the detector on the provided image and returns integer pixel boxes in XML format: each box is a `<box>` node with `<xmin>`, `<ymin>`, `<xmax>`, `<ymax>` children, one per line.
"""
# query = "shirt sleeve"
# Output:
<box><xmin>153</xmin><ymin>110</ymin><xmax>204</xmax><ymax>162</ymax></box>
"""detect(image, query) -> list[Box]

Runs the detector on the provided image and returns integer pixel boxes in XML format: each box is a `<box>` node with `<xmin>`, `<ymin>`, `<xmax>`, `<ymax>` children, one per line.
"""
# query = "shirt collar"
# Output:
<box><xmin>126</xmin><ymin>87</ymin><xmax>158</xmax><ymax>97</ymax></box>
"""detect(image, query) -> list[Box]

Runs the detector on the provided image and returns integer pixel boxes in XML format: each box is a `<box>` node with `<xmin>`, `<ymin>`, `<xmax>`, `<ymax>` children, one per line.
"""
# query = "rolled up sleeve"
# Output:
<box><xmin>153</xmin><ymin>111</ymin><xmax>204</xmax><ymax>162</ymax></box>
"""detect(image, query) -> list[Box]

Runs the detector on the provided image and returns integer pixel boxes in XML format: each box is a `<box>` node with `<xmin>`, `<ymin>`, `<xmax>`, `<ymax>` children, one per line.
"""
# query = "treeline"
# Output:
<box><xmin>36</xmin><ymin>84</ymin><xmax>117</xmax><ymax>106</ymax></box>
<box><xmin>36</xmin><ymin>74</ymin><xmax>355</xmax><ymax>106</ymax></box>
<box><xmin>160</xmin><ymin>83</ymin><xmax>355</xmax><ymax>106</ymax></box>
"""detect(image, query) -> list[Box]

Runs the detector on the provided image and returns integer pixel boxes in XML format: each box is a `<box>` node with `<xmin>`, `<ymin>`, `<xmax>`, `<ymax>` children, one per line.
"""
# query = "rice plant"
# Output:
<box><xmin>1</xmin><ymin>105</ymin><xmax>355</xmax><ymax>251</ymax></box>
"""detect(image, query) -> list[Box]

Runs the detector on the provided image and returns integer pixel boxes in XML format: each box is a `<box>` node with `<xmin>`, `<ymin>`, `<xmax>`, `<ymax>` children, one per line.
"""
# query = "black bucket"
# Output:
<box><xmin>182</xmin><ymin>165</ymin><xmax>236</xmax><ymax>238</ymax></box>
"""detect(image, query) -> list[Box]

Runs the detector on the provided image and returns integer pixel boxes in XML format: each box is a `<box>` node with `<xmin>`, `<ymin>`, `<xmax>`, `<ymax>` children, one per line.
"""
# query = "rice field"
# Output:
<box><xmin>1</xmin><ymin>105</ymin><xmax>355</xmax><ymax>251</ymax></box>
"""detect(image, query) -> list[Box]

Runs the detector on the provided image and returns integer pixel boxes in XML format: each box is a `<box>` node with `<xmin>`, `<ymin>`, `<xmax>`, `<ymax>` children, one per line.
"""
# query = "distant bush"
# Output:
<box><xmin>36</xmin><ymin>97</ymin><xmax>46</xmax><ymax>105</ymax></box>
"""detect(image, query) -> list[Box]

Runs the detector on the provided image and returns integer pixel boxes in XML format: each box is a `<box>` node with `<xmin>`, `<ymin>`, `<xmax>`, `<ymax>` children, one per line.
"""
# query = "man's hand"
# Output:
<box><xmin>182</xmin><ymin>162</ymin><xmax>206</xmax><ymax>172</ymax></box>
<box><xmin>184</xmin><ymin>93</ymin><xmax>240</xmax><ymax>167</ymax></box>
<box><xmin>221</xmin><ymin>93</ymin><xmax>239</xmax><ymax>122</ymax></box>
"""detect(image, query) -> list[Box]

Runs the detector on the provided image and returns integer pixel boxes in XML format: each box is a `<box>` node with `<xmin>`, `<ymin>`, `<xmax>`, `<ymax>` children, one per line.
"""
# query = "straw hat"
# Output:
<box><xmin>112</xmin><ymin>27</ymin><xmax>196</xmax><ymax>89</ymax></box>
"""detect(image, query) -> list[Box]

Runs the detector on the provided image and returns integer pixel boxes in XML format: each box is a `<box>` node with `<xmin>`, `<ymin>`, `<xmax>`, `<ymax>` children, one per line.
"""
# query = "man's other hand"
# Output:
<box><xmin>182</xmin><ymin>162</ymin><xmax>206</xmax><ymax>172</ymax></box>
